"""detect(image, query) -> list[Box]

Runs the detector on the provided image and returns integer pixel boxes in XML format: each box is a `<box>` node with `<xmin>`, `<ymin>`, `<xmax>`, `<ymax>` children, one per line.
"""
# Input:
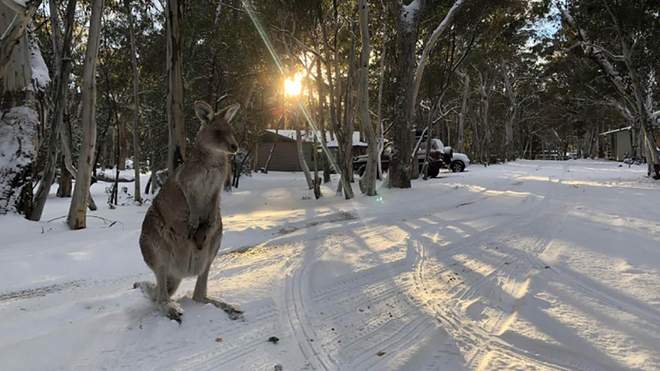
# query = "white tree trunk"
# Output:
<box><xmin>0</xmin><ymin>0</ymin><xmax>41</xmax><ymax>216</ymax></box>
<box><xmin>409</xmin><ymin>0</ymin><xmax>466</xmax><ymax>115</ymax></box>
<box><xmin>67</xmin><ymin>0</ymin><xmax>104</xmax><ymax>229</ymax></box>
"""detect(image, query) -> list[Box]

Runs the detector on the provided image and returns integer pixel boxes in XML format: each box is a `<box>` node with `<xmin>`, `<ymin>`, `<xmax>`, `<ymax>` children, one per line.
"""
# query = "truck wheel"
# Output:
<box><xmin>451</xmin><ymin>161</ymin><xmax>465</xmax><ymax>173</ymax></box>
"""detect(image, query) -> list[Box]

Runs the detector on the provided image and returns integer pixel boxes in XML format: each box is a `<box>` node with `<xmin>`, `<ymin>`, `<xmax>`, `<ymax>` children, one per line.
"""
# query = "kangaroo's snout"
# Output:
<box><xmin>229</xmin><ymin>143</ymin><xmax>239</xmax><ymax>154</ymax></box>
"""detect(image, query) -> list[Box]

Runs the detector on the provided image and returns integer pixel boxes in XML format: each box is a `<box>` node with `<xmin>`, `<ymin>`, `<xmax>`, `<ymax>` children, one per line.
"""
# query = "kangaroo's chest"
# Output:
<box><xmin>181</xmin><ymin>169</ymin><xmax>223</xmax><ymax>217</ymax></box>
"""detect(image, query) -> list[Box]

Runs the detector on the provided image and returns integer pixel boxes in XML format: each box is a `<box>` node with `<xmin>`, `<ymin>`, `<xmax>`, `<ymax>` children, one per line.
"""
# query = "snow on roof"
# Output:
<box><xmin>266</xmin><ymin>129</ymin><xmax>368</xmax><ymax>147</ymax></box>
<box><xmin>599</xmin><ymin>126</ymin><xmax>632</xmax><ymax>136</ymax></box>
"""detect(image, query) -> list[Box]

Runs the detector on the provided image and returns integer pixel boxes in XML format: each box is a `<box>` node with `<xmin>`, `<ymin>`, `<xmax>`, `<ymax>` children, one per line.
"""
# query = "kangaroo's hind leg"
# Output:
<box><xmin>192</xmin><ymin>231</ymin><xmax>243</xmax><ymax>320</ymax></box>
<box><xmin>154</xmin><ymin>266</ymin><xmax>184</xmax><ymax>322</ymax></box>
<box><xmin>193</xmin><ymin>263</ymin><xmax>243</xmax><ymax>320</ymax></box>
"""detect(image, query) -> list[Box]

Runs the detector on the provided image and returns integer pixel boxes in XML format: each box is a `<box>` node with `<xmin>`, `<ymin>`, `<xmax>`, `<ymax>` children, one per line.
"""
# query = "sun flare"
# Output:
<box><xmin>284</xmin><ymin>72</ymin><xmax>304</xmax><ymax>97</ymax></box>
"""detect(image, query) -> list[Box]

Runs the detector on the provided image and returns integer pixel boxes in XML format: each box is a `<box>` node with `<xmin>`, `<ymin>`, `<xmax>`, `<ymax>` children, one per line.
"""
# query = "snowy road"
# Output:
<box><xmin>1</xmin><ymin>160</ymin><xmax>659</xmax><ymax>370</ymax></box>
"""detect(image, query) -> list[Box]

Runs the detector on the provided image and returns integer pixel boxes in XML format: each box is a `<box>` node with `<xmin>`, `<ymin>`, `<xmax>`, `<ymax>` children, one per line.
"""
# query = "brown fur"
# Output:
<box><xmin>135</xmin><ymin>101</ymin><xmax>243</xmax><ymax>322</ymax></box>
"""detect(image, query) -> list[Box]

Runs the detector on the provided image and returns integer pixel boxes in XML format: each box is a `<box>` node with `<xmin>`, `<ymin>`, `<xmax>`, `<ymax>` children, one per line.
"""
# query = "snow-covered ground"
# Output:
<box><xmin>1</xmin><ymin>160</ymin><xmax>659</xmax><ymax>370</ymax></box>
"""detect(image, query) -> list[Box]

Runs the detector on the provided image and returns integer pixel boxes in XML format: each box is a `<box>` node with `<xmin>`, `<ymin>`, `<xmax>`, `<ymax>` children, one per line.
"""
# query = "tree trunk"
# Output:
<box><xmin>57</xmin><ymin>156</ymin><xmax>73</xmax><ymax>197</ymax></box>
<box><xmin>503</xmin><ymin>68</ymin><xmax>516</xmax><ymax>162</ymax></box>
<box><xmin>477</xmin><ymin>68</ymin><xmax>491</xmax><ymax>164</ymax></box>
<box><xmin>126</xmin><ymin>0</ymin><xmax>142</xmax><ymax>203</ymax></box>
<box><xmin>28</xmin><ymin>0</ymin><xmax>78</xmax><ymax>220</ymax></box>
<box><xmin>389</xmin><ymin>1</ymin><xmax>423</xmax><ymax>189</ymax></box>
<box><xmin>166</xmin><ymin>0</ymin><xmax>186</xmax><ymax>173</ymax></box>
<box><xmin>0</xmin><ymin>0</ymin><xmax>39</xmax><ymax>80</ymax></box>
<box><xmin>410</xmin><ymin>0</ymin><xmax>466</xmax><ymax>113</ymax></box>
<box><xmin>357</xmin><ymin>0</ymin><xmax>377</xmax><ymax>196</ymax></box>
<box><xmin>457</xmin><ymin>69</ymin><xmax>469</xmax><ymax>153</ymax></box>
<box><xmin>376</xmin><ymin>33</ymin><xmax>386</xmax><ymax>180</ymax></box>
<box><xmin>67</xmin><ymin>0</ymin><xmax>104</xmax><ymax>230</ymax></box>
<box><xmin>0</xmin><ymin>0</ymin><xmax>43</xmax><ymax>216</ymax></box>
<box><xmin>295</xmin><ymin>125</ymin><xmax>314</xmax><ymax>190</ymax></box>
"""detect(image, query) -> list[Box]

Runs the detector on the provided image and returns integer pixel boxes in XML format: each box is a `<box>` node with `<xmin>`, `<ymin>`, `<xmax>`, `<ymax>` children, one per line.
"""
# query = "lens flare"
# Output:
<box><xmin>284</xmin><ymin>73</ymin><xmax>304</xmax><ymax>97</ymax></box>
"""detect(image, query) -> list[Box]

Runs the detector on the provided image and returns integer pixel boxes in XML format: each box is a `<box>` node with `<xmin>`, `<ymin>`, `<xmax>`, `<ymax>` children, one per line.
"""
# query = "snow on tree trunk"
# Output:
<box><xmin>0</xmin><ymin>0</ymin><xmax>45</xmax><ymax>216</ymax></box>
<box><xmin>67</xmin><ymin>0</ymin><xmax>104</xmax><ymax>230</ymax></box>
<box><xmin>0</xmin><ymin>107</ymin><xmax>38</xmax><ymax>215</ymax></box>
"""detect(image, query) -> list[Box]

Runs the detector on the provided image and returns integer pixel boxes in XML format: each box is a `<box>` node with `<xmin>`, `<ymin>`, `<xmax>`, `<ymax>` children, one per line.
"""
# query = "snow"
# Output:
<box><xmin>28</xmin><ymin>41</ymin><xmax>50</xmax><ymax>91</ymax></box>
<box><xmin>1</xmin><ymin>160</ymin><xmax>660</xmax><ymax>370</ymax></box>
<box><xmin>401</xmin><ymin>0</ymin><xmax>420</xmax><ymax>29</ymax></box>
<box><xmin>0</xmin><ymin>106</ymin><xmax>38</xmax><ymax>213</ymax></box>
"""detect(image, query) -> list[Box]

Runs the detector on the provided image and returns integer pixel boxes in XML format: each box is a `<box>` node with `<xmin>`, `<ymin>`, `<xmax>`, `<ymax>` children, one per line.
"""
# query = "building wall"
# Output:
<box><xmin>615</xmin><ymin>130</ymin><xmax>632</xmax><ymax>161</ymax></box>
<box><xmin>255</xmin><ymin>142</ymin><xmax>314</xmax><ymax>171</ymax></box>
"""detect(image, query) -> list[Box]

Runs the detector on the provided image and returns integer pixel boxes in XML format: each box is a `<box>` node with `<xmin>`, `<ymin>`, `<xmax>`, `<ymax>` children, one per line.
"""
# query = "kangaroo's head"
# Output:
<box><xmin>193</xmin><ymin>100</ymin><xmax>240</xmax><ymax>156</ymax></box>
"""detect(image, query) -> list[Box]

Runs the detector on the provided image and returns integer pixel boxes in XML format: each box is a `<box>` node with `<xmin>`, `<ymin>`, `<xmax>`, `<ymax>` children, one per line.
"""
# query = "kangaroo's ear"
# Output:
<box><xmin>222</xmin><ymin>103</ymin><xmax>241</xmax><ymax>124</ymax></box>
<box><xmin>194</xmin><ymin>100</ymin><xmax>214</xmax><ymax>123</ymax></box>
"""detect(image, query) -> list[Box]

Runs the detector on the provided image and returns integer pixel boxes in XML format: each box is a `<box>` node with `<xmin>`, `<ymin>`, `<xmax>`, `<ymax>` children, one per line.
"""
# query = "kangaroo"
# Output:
<box><xmin>134</xmin><ymin>100</ymin><xmax>243</xmax><ymax>323</ymax></box>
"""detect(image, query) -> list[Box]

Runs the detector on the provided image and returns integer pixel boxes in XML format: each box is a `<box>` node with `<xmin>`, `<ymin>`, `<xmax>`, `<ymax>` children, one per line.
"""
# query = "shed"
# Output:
<box><xmin>255</xmin><ymin>130</ymin><xmax>368</xmax><ymax>172</ymax></box>
<box><xmin>599</xmin><ymin>126</ymin><xmax>633</xmax><ymax>161</ymax></box>
<box><xmin>255</xmin><ymin>130</ymin><xmax>314</xmax><ymax>172</ymax></box>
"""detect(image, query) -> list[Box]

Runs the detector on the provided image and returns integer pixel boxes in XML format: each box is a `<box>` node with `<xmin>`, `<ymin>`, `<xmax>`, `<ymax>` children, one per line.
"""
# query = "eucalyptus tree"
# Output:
<box><xmin>557</xmin><ymin>0</ymin><xmax>659</xmax><ymax>177</ymax></box>
<box><xmin>0</xmin><ymin>0</ymin><xmax>47</xmax><ymax>216</ymax></box>
<box><xmin>67</xmin><ymin>0</ymin><xmax>104</xmax><ymax>229</ymax></box>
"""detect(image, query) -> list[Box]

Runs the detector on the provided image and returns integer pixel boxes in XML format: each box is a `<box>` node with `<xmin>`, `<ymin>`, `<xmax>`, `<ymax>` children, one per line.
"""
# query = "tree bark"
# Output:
<box><xmin>295</xmin><ymin>125</ymin><xmax>314</xmax><ymax>190</ymax></box>
<box><xmin>126</xmin><ymin>0</ymin><xmax>142</xmax><ymax>203</ymax></box>
<box><xmin>28</xmin><ymin>0</ymin><xmax>78</xmax><ymax>220</ymax></box>
<box><xmin>0</xmin><ymin>0</ymin><xmax>39</xmax><ymax>80</ymax></box>
<box><xmin>67</xmin><ymin>0</ymin><xmax>103</xmax><ymax>230</ymax></box>
<box><xmin>357</xmin><ymin>0</ymin><xmax>377</xmax><ymax>196</ymax></box>
<box><xmin>502</xmin><ymin>66</ymin><xmax>516</xmax><ymax>162</ymax></box>
<box><xmin>166</xmin><ymin>0</ymin><xmax>186</xmax><ymax>173</ymax></box>
<box><xmin>0</xmin><ymin>0</ymin><xmax>42</xmax><ymax>216</ymax></box>
<box><xmin>389</xmin><ymin>0</ymin><xmax>423</xmax><ymax>189</ymax></box>
<box><xmin>457</xmin><ymin>69</ymin><xmax>469</xmax><ymax>153</ymax></box>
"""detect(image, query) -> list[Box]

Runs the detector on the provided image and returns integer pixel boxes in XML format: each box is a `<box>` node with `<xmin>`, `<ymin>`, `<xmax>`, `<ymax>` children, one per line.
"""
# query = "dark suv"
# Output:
<box><xmin>353</xmin><ymin>139</ymin><xmax>469</xmax><ymax>177</ymax></box>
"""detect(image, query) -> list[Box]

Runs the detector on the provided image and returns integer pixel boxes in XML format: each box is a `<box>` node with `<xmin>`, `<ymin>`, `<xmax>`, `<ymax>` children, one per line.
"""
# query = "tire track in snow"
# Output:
<box><xmin>281</xmin><ymin>261</ymin><xmax>337</xmax><ymax>370</ymax></box>
<box><xmin>407</xmin><ymin>179</ymin><xmax>581</xmax><ymax>370</ymax></box>
<box><xmin>149</xmin><ymin>300</ymin><xmax>280</xmax><ymax>371</ymax></box>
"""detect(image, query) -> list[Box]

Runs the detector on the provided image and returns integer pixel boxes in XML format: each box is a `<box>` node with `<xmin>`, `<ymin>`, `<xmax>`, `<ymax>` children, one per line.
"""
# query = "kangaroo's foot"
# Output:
<box><xmin>159</xmin><ymin>300</ymin><xmax>184</xmax><ymax>323</ymax></box>
<box><xmin>194</xmin><ymin>296</ymin><xmax>243</xmax><ymax>320</ymax></box>
<box><xmin>134</xmin><ymin>281</ymin><xmax>157</xmax><ymax>301</ymax></box>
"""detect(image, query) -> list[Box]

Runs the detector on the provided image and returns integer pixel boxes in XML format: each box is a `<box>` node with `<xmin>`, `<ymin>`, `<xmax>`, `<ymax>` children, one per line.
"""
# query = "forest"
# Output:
<box><xmin>1</xmin><ymin>0</ymin><xmax>658</xmax><ymax>224</ymax></box>
<box><xmin>2</xmin><ymin>1</ymin><xmax>660</xmax><ymax>370</ymax></box>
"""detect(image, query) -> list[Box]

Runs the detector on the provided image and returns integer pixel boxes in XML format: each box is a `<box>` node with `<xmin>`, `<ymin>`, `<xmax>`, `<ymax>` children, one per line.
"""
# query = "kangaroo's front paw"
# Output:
<box><xmin>134</xmin><ymin>281</ymin><xmax>157</xmax><ymax>301</ymax></box>
<box><xmin>160</xmin><ymin>301</ymin><xmax>184</xmax><ymax>323</ymax></box>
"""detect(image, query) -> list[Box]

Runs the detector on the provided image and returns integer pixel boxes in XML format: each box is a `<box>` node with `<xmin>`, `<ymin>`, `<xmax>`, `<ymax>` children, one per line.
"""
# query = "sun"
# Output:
<box><xmin>284</xmin><ymin>72</ymin><xmax>304</xmax><ymax>97</ymax></box>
